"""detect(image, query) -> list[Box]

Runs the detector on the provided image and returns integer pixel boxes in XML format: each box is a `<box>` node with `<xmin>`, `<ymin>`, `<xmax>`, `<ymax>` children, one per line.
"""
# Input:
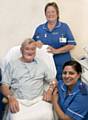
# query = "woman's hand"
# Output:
<box><xmin>47</xmin><ymin>45</ymin><xmax>74</xmax><ymax>54</ymax></box>
<box><xmin>43</xmin><ymin>80</ymin><xmax>57</xmax><ymax>102</ymax></box>
<box><xmin>8</xmin><ymin>96</ymin><xmax>20</xmax><ymax>113</ymax></box>
<box><xmin>47</xmin><ymin>46</ymin><xmax>57</xmax><ymax>54</ymax></box>
<box><xmin>52</xmin><ymin>87</ymin><xmax>58</xmax><ymax>104</ymax></box>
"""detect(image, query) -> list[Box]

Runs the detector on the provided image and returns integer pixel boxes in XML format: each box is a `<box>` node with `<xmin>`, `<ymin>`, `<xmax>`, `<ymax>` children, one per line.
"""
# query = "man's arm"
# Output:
<box><xmin>1</xmin><ymin>84</ymin><xmax>19</xmax><ymax>113</ymax></box>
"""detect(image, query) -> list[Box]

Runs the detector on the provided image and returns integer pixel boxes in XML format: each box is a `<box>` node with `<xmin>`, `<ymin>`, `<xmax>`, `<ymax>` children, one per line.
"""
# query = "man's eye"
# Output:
<box><xmin>31</xmin><ymin>48</ymin><xmax>36</xmax><ymax>51</ymax></box>
<box><xmin>25</xmin><ymin>48</ymin><xmax>29</xmax><ymax>50</ymax></box>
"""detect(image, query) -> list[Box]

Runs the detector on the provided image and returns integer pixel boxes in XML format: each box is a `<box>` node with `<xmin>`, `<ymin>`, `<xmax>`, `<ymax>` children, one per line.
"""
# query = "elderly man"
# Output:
<box><xmin>1</xmin><ymin>38</ymin><xmax>56</xmax><ymax>120</ymax></box>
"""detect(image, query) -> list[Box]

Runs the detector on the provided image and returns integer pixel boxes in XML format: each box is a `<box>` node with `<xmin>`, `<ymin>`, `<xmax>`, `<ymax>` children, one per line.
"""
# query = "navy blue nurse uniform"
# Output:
<box><xmin>33</xmin><ymin>21</ymin><xmax>76</xmax><ymax>81</ymax></box>
<box><xmin>0</xmin><ymin>68</ymin><xmax>5</xmax><ymax>120</ymax></box>
<box><xmin>58</xmin><ymin>80</ymin><xmax>88</xmax><ymax>120</ymax></box>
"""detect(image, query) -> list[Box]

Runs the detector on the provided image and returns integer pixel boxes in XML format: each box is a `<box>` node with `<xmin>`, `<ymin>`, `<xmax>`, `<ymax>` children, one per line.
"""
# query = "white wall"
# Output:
<box><xmin>58</xmin><ymin>0</ymin><xmax>88</xmax><ymax>58</ymax></box>
<box><xmin>0</xmin><ymin>0</ymin><xmax>88</xmax><ymax>59</ymax></box>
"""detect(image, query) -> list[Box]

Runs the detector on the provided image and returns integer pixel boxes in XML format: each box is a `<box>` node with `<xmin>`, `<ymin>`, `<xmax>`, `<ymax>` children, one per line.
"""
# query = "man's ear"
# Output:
<box><xmin>20</xmin><ymin>47</ymin><xmax>23</xmax><ymax>54</ymax></box>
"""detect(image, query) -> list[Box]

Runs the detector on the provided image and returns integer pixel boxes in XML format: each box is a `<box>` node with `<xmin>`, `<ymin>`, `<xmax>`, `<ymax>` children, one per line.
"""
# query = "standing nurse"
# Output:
<box><xmin>33</xmin><ymin>2</ymin><xmax>76</xmax><ymax>81</ymax></box>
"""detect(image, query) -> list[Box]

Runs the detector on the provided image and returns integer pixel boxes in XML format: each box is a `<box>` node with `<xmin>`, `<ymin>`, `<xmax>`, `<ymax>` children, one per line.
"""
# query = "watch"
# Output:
<box><xmin>7</xmin><ymin>94</ymin><xmax>13</xmax><ymax>99</ymax></box>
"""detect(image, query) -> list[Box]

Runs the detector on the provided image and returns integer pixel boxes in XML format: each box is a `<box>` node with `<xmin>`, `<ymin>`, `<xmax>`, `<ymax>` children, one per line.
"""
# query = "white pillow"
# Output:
<box><xmin>1</xmin><ymin>45</ymin><xmax>56</xmax><ymax>78</ymax></box>
<box><xmin>36</xmin><ymin>45</ymin><xmax>56</xmax><ymax>78</ymax></box>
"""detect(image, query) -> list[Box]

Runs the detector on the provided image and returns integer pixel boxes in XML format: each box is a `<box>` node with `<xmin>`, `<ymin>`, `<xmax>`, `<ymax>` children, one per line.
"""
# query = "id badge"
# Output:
<box><xmin>59</xmin><ymin>37</ymin><xmax>67</xmax><ymax>43</ymax></box>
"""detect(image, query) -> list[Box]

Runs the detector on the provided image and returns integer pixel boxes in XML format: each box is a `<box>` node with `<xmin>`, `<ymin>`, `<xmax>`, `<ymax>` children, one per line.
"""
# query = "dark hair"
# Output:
<box><xmin>63</xmin><ymin>60</ymin><xmax>82</xmax><ymax>74</ymax></box>
<box><xmin>45</xmin><ymin>2</ymin><xmax>59</xmax><ymax>20</ymax></box>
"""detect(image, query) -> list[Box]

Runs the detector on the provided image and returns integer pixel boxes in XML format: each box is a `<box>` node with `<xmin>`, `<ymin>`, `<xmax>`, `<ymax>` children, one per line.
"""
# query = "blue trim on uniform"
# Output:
<box><xmin>67</xmin><ymin>108</ymin><xmax>84</xmax><ymax>119</ymax></box>
<box><xmin>61</xmin><ymin>82</ymin><xmax>80</xmax><ymax>96</ymax></box>
<box><xmin>58</xmin><ymin>80</ymin><xmax>88</xmax><ymax>120</ymax></box>
<box><xmin>42</xmin><ymin>21</ymin><xmax>62</xmax><ymax>31</ymax></box>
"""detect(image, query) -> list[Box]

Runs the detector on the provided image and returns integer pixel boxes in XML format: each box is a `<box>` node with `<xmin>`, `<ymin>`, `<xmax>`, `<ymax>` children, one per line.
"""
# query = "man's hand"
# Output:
<box><xmin>43</xmin><ymin>80</ymin><xmax>57</xmax><ymax>102</ymax></box>
<box><xmin>43</xmin><ymin>90</ymin><xmax>52</xmax><ymax>102</ymax></box>
<box><xmin>8</xmin><ymin>96</ymin><xmax>19</xmax><ymax>113</ymax></box>
<box><xmin>35</xmin><ymin>41</ymin><xmax>43</xmax><ymax>48</ymax></box>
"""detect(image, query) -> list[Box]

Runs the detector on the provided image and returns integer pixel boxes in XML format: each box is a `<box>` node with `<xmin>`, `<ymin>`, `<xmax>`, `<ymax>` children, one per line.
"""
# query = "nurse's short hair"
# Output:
<box><xmin>45</xmin><ymin>2</ymin><xmax>59</xmax><ymax>20</ymax></box>
<box><xmin>21</xmin><ymin>38</ymin><xmax>35</xmax><ymax>48</ymax></box>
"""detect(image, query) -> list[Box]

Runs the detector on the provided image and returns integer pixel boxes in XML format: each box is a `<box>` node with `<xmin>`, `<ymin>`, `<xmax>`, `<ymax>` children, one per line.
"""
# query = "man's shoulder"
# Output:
<box><xmin>35</xmin><ymin>58</ymin><xmax>46</xmax><ymax>66</ymax></box>
<box><xmin>35</xmin><ymin>58</ymin><xmax>50</xmax><ymax>72</ymax></box>
<box><xmin>7</xmin><ymin>59</ymin><xmax>20</xmax><ymax>68</ymax></box>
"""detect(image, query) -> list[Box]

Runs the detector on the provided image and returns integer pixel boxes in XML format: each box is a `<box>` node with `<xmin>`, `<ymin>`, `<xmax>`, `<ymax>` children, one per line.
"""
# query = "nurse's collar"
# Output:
<box><xmin>43</xmin><ymin>21</ymin><xmax>62</xmax><ymax>30</ymax></box>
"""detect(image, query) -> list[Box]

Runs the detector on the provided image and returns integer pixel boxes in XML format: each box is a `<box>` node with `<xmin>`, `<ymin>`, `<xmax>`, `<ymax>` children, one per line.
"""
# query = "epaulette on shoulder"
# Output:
<box><xmin>79</xmin><ymin>82</ymin><xmax>88</xmax><ymax>95</ymax></box>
